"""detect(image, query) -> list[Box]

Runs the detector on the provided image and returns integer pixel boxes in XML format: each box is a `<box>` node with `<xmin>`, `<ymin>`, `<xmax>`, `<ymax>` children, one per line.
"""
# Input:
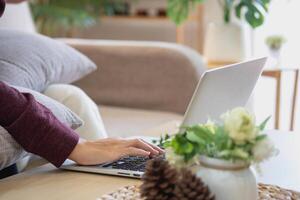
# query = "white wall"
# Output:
<box><xmin>254</xmin><ymin>0</ymin><xmax>300</xmax><ymax>66</ymax></box>
<box><xmin>253</xmin><ymin>0</ymin><xmax>300</xmax><ymax>130</ymax></box>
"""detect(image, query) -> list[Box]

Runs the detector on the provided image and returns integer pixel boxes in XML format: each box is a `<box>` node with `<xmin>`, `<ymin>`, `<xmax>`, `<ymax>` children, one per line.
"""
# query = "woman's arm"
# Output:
<box><xmin>0</xmin><ymin>81</ymin><xmax>163</xmax><ymax>167</ymax></box>
<box><xmin>0</xmin><ymin>81</ymin><xmax>79</xmax><ymax>167</ymax></box>
<box><xmin>0</xmin><ymin>0</ymin><xmax>5</xmax><ymax>17</ymax></box>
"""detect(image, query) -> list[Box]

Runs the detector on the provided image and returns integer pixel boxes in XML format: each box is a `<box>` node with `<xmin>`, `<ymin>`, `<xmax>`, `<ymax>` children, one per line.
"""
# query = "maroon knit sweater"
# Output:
<box><xmin>0</xmin><ymin>81</ymin><xmax>79</xmax><ymax>167</ymax></box>
<box><xmin>0</xmin><ymin>0</ymin><xmax>5</xmax><ymax>17</ymax></box>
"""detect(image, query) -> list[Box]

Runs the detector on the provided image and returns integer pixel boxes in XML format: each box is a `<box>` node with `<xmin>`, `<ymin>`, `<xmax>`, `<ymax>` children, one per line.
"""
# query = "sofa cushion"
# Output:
<box><xmin>99</xmin><ymin>105</ymin><xmax>183</xmax><ymax>138</ymax></box>
<box><xmin>12</xmin><ymin>85</ymin><xmax>83</xmax><ymax>130</ymax></box>
<box><xmin>0</xmin><ymin>29</ymin><xmax>96</xmax><ymax>92</ymax></box>
<box><xmin>0</xmin><ymin>126</ymin><xmax>27</xmax><ymax>170</ymax></box>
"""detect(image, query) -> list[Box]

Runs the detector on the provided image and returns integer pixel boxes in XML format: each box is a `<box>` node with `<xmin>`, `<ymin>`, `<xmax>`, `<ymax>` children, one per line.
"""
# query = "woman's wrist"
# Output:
<box><xmin>69</xmin><ymin>138</ymin><xmax>88</xmax><ymax>165</ymax></box>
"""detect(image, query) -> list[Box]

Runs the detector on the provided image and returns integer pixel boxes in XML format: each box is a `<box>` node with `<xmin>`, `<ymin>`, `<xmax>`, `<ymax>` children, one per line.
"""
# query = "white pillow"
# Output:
<box><xmin>0</xmin><ymin>29</ymin><xmax>97</xmax><ymax>92</ymax></box>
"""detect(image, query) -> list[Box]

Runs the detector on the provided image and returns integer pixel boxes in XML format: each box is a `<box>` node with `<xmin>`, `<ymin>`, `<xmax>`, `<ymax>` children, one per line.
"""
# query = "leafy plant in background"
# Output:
<box><xmin>30</xmin><ymin>0</ymin><xmax>124</xmax><ymax>36</ymax></box>
<box><xmin>161</xmin><ymin>107</ymin><xmax>277</xmax><ymax>167</ymax></box>
<box><xmin>167</xmin><ymin>0</ymin><xmax>271</xmax><ymax>28</ymax></box>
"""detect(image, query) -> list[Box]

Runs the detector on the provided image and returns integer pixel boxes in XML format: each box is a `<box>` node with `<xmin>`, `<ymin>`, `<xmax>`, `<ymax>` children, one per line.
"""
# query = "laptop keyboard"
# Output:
<box><xmin>101</xmin><ymin>156</ymin><xmax>163</xmax><ymax>172</ymax></box>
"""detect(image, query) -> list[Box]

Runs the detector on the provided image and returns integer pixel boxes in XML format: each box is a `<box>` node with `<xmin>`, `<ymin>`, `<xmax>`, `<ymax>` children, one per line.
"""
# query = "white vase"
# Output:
<box><xmin>267</xmin><ymin>48</ymin><xmax>281</xmax><ymax>68</ymax></box>
<box><xmin>196</xmin><ymin>156</ymin><xmax>257</xmax><ymax>200</ymax></box>
<box><xmin>204</xmin><ymin>22</ymin><xmax>251</xmax><ymax>64</ymax></box>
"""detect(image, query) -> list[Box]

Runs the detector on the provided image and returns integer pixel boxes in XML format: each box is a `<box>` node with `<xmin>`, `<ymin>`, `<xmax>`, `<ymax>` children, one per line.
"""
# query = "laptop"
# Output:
<box><xmin>61</xmin><ymin>57</ymin><xmax>267</xmax><ymax>178</ymax></box>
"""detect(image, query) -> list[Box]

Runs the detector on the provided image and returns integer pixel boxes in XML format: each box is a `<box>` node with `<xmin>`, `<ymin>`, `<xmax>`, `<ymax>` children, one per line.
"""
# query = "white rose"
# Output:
<box><xmin>252</xmin><ymin>137</ymin><xmax>277</xmax><ymax>163</ymax></box>
<box><xmin>222</xmin><ymin>107</ymin><xmax>258</xmax><ymax>144</ymax></box>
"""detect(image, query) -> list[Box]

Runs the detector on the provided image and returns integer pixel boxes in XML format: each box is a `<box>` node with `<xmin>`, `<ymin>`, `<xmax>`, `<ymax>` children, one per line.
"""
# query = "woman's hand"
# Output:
<box><xmin>69</xmin><ymin>138</ymin><xmax>164</xmax><ymax>165</ymax></box>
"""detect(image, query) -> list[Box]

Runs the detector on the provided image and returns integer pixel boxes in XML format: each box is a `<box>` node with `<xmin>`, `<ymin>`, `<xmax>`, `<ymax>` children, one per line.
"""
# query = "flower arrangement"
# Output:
<box><xmin>162</xmin><ymin>107</ymin><xmax>277</xmax><ymax>167</ymax></box>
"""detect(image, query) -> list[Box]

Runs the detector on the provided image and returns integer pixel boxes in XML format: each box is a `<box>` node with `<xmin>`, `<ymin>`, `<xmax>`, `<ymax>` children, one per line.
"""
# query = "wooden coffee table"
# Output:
<box><xmin>0</xmin><ymin>122</ymin><xmax>299</xmax><ymax>200</ymax></box>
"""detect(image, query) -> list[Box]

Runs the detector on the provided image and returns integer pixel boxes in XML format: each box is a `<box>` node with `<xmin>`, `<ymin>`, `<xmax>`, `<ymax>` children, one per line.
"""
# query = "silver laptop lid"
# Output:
<box><xmin>182</xmin><ymin>57</ymin><xmax>267</xmax><ymax>127</ymax></box>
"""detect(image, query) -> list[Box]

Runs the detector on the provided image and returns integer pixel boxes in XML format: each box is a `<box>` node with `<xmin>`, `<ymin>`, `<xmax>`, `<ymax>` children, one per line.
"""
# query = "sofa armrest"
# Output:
<box><xmin>61</xmin><ymin>39</ymin><xmax>206</xmax><ymax>114</ymax></box>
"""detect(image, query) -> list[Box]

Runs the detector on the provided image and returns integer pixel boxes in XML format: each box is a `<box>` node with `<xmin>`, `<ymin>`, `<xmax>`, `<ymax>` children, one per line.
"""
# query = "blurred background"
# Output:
<box><xmin>1</xmin><ymin>0</ymin><xmax>299</xmax><ymax>131</ymax></box>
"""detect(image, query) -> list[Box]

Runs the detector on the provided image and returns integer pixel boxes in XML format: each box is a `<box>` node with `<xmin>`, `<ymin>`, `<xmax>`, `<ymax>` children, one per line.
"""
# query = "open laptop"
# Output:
<box><xmin>61</xmin><ymin>57</ymin><xmax>267</xmax><ymax>178</ymax></box>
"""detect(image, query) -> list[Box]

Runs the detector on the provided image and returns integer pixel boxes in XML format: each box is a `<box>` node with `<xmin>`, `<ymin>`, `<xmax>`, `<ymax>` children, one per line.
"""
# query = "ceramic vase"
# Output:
<box><xmin>268</xmin><ymin>48</ymin><xmax>281</xmax><ymax>68</ymax></box>
<box><xmin>204</xmin><ymin>22</ymin><xmax>251</xmax><ymax>64</ymax></box>
<box><xmin>196</xmin><ymin>156</ymin><xmax>257</xmax><ymax>200</ymax></box>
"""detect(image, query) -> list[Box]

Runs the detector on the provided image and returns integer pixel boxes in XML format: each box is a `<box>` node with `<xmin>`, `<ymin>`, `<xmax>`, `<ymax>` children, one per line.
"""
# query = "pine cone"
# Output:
<box><xmin>140</xmin><ymin>158</ymin><xmax>177</xmax><ymax>200</ymax></box>
<box><xmin>175</xmin><ymin>168</ymin><xmax>215</xmax><ymax>200</ymax></box>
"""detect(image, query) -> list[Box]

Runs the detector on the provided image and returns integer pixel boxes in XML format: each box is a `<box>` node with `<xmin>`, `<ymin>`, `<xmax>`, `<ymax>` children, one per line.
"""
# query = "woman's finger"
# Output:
<box><xmin>130</xmin><ymin>139</ymin><xmax>159</xmax><ymax>155</ymax></box>
<box><xmin>141</xmin><ymin>139</ymin><xmax>165</xmax><ymax>154</ymax></box>
<box><xmin>127</xmin><ymin>147</ymin><xmax>150</xmax><ymax>157</ymax></box>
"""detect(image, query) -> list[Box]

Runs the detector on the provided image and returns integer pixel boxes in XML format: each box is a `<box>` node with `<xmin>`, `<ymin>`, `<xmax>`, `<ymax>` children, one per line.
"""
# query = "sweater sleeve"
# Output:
<box><xmin>0</xmin><ymin>0</ymin><xmax>5</xmax><ymax>17</ymax></box>
<box><xmin>0</xmin><ymin>81</ymin><xmax>79</xmax><ymax>167</ymax></box>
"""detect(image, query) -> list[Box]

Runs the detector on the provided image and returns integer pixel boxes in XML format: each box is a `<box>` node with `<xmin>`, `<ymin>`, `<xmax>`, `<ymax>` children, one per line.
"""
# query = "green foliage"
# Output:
<box><xmin>30</xmin><ymin>0</ymin><xmax>122</xmax><ymax>36</ymax></box>
<box><xmin>167</xmin><ymin>0</ymin><xmax>271</xmax><ymax>28</ymax></box>
<box><xmin>163</xmin><ymin>116</ymin><xmax>270</xmax><ymax>163</ymax></box>
<box><xmin>167</xmin><ymin>0</ymin><xmax>205</xmax><ymax>25</ymax></box>
<box><xmin>235</xmin><ymin>0</ymin><xmax>271</xmax><ymax>28</ymax></box>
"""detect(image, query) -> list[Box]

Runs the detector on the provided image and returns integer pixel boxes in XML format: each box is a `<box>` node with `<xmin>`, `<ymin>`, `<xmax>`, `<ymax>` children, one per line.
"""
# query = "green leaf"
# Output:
<box><xmin>223</xmin><ymin>0</ymin><xmax>234</xmax><ymax>23</ymax></box>
<box><xmin>244</xmin><ymin>4</ymin><xmax>264</xmax><ymax>28</ymax></box>
<box><xmin>218</xmin><ymin>148</ymin><xmax>249</xmax><ymax>160</ymax></box>
<box><xmin>235</xmin><ymin>2</ymin><xmax>246</xmax><ymax>19</ymax></box>
<box><xmin>167</xmin><ymin>0</ymin><xmax>205</xmax><ymax>25</ymax></box>
<box><xmin>185</xmin><ymin>126</ymin><xmax>214</xmax><ymax>148</ymax></box>
<box><xmin>233</xmin><ymin>0</ymin><xmax>270</xmax><ymax>28</ymax></box>
<box><xmin>231</xmin><ymin>148</ymin><xmax>249</xmax><ymax>160</ymax></box>
<box><xmin>256</xmin><ymin>0</ymin><xmax>271</xmax><ymax>12</ymax></box>
<box><xmin>259</xmin><ymin>116</ymin><xmax>271</xmax><ymax>131</ymax></box>
<box><xmin>255</xmin><ymin>134</ymin><xmax>267</xmax><ymax>141</ymax></box>
<box><xmin>186</xmin><ymin>131</ymin><xmax>206</xmax><ymax>145</ymax></box>
<box><xmin>214</xmin><ymin>127</ymin><xmax>231</xmax><ymax>150</ymax></box>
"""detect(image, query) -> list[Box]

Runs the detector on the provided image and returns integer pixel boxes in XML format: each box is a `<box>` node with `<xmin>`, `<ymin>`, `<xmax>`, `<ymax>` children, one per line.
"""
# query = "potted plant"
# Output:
<box><xmin>265</xmin><ymin>35</ymin><xmax>286</xmax><ymax>67</ymax></box>
<box><xmin>167</xmin><ymin>0</ymin><xmax>271</xmax><ymax>64</ymax></box>
<box><xmin>29</xmin><ymin>0</ymin><xmax>126</xmax><ymax>37</ymax></box>
<box><xmin>162</xmin><ymin>107</ymin><xmax>277</xmax><ymax>200</ymax></box>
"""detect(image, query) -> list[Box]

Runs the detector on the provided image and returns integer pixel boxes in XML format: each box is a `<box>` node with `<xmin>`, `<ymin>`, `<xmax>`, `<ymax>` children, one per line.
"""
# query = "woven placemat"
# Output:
<box><xmin>98</xmin><ymin>183</ymin><xmax>300</xmax><ymax>200</ymax></box>
<box><xmin>258</xmin><ymin>183</ymin><xmax>300</xmax><ymax>200</ymax></box>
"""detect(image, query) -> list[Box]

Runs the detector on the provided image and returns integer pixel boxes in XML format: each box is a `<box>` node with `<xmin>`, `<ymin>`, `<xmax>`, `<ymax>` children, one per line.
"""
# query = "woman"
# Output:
<box><xmin>0</xmin><ymin>80</ymin><xmax>163</xmax><ymax>178</ymax></box>
<box><xmin>0</xmin><ymin>0</ymin><xmax>163</xmax><ymax>179</ymax></box>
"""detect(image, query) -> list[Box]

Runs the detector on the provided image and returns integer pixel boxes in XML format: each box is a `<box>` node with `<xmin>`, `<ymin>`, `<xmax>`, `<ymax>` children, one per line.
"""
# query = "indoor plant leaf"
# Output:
<box><xmin>258</xmin><ymin>116</ymin><xmax>271</xmax><ymax>131</ymax></box>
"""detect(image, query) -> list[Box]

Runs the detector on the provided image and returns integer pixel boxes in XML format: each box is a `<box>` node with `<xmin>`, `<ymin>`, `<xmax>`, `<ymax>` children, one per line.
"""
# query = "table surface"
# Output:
<box><xmin>1</xmin><ymin>122</ymin><xmax>300</xmax><ymax>200</ymax></box>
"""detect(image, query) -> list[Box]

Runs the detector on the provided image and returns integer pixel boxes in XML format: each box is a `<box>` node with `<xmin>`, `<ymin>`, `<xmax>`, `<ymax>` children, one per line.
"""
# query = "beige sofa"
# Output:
<box><xmin>62</xmin><ymin>39</ymin><xmax>207</xmax><ymax>138</ymax></box>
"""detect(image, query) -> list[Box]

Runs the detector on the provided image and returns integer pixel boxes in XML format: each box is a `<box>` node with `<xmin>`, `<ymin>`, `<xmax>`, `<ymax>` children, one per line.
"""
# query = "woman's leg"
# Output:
<box><xmin>43</xmin><ymin>84</ymin><xmax>107</xmax><ymax>140</ymax></box>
